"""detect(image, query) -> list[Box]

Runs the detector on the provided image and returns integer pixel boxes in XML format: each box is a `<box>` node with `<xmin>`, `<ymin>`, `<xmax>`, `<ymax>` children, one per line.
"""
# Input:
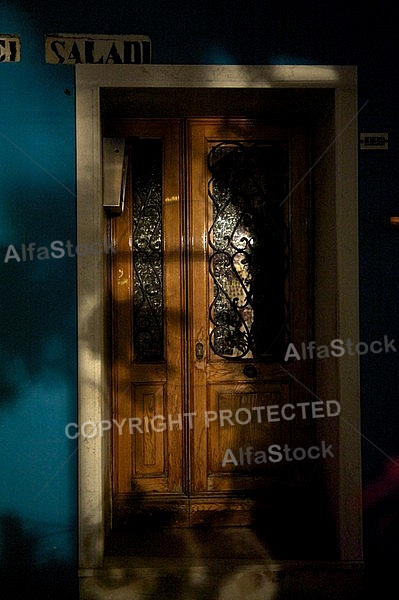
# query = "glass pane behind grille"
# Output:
<box><xmin>208</xmin><ymin>141</ymin><xmax>289</xmax><ymax>360</ymax></box>
<box><xmin>132</xmin><ymin>139</ymin><xmax>164</xmax><ymax>361</ymax></box>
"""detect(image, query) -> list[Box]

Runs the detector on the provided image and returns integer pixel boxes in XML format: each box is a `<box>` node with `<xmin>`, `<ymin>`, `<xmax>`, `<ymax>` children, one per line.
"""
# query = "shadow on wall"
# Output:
<box><xmin>363</xmin><ymin>457</ymin><xmax>399</xmax><ymax>597</ymax></box>
<box><xmin>0</xmin><ymin>512</ymin><xmax>78</xmax><ymax>598</ymax></box>
<box><xmin>0</xmin><ymin>232</ymin><xmax>77</xmax><ymax>409</ymax></box>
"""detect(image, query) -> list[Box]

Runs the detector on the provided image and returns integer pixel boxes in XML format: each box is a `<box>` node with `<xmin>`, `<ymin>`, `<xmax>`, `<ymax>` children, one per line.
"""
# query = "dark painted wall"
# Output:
<box><xmin>0</xmin><ymin>0</ymin><xmax>397</xmax><ymax>596</ymax></box>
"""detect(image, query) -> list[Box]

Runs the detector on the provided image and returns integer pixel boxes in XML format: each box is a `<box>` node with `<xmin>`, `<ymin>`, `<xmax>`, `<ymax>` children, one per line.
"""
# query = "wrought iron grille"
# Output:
<box><xmin>208</xmin><ymin>140</ymin><xmax>290</xmax><ymax>360</ymax></box>
<box><xmin>131</xmin><ymin>138</ymin><xmax>164</xmax><ymax>361</ymax></box>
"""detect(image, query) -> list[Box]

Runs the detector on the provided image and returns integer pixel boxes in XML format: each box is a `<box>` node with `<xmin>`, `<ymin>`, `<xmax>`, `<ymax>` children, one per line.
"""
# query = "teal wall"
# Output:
<box><xmin>0</xmin><ymin>3</ymin><xmax>77</xmax><ymax>596</ymax></box>
<box><xmin>0</xmin><ymin>1</ymin><xmax>398</xmax><ymax>597</ymax></box>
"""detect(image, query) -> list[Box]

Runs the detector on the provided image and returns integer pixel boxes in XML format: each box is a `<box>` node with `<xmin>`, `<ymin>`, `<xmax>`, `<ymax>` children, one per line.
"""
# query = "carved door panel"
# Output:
<box><xmin>110</xmin><ymin>118</ymin><xmax>313</xmax><ymax>527</ymax></box>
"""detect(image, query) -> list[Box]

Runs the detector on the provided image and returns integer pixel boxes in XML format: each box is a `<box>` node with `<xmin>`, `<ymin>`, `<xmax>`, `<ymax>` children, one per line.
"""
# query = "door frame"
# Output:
<box><xmin>76</xmin><ymin>65</ymin><xmax>360</xmax><ymax>571</ymax></box>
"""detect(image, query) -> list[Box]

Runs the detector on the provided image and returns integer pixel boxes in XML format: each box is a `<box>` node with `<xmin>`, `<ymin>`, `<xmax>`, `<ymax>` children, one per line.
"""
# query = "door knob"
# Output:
<box><xmin>195</xmin><ymin>341</ymin><xmax>204</xmax><ymax>361</ymax></box>
<box><xmin>243</xmin><ymin>365</ymin><xmax>257</xmax><ymax>378</ymax></box>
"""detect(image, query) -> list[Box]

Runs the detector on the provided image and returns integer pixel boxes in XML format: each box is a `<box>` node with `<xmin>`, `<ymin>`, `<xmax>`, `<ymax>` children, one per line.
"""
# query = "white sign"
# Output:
<box><xmin>0</xmin><ymin>35</ymin><xmax>20</xmax><ymax>62</ymax></box>
<box><xmin>45</xmin><ymin>34</ymin><xmax>151</xmax><ymax>64</ymax></box>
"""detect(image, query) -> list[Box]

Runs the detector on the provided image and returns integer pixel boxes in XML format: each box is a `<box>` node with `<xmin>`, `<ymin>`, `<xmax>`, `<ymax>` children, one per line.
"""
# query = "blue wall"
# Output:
<box><xmin>0</xmin><ymin>0</ymin><xmax>398</xmax><ymax>596</ymax></box>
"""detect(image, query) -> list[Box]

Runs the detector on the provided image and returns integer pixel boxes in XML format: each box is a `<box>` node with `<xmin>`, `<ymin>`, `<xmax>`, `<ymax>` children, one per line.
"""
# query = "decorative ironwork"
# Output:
<box><xmin>208</xmin><ymin>141</ymin><xmax>289</xmax><ymax>360</ymax></box>
<box><xmin>131</xmin><ymin>139</ymin><xmax>164</xmax><ymax>361</ymax></box>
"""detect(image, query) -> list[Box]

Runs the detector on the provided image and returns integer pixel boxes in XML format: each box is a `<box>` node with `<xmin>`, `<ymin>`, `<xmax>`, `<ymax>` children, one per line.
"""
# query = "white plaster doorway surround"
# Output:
<box><xmin>76</xmin><ymin>65</ymin><xmax>362</xmax><ymax>594</ymax></box>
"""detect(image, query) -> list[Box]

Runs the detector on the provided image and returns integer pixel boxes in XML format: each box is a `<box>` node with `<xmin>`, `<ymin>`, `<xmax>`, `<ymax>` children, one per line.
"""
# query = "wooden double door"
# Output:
<box><xmin>110</xmin><ymin>118</ymin><xmax>313</xmax><ymax>527</ymax></box>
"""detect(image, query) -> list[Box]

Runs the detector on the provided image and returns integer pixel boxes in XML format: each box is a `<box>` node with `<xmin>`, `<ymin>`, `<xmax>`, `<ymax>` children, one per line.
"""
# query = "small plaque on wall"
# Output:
<box><xmin>360</xmin><ymin>133</ymin><xmax>388</xmax><ymax>150</ymax></box>
<box><xmin>45</xmin><ymin>34</ymin><xmax>151</xmax><ymax>64</ymax></box>
<box><xmin>0</xmin><ymin>35</ymin><xmax>21</xmax><ymax>62</ymax></box>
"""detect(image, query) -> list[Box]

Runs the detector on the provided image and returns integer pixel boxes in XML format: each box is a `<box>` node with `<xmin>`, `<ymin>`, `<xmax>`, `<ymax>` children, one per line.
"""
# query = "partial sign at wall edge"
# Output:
<box><xmin>0</xmin><ymin>35</ymin><xmax>21</xmax><ymax>62</ymax></box>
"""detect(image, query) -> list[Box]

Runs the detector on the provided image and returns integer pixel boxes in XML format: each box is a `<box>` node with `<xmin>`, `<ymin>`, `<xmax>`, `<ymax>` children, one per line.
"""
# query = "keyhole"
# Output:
<box><xmin>243</xmin><ymin>365</ymin><xmax>257</xmax><ymax>378</ymax></box>
<box><xmin>196</xmin><ymin>342</ymin><xmax>204</xmax><ymax>360</ymax></box>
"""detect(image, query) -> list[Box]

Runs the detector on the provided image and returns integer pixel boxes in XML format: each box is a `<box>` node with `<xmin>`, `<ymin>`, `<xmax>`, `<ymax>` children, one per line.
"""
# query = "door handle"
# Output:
<box><xmin>195</xmin><ymin>341</ymin><xmax>204</xmax><ymax>361</ymax></box>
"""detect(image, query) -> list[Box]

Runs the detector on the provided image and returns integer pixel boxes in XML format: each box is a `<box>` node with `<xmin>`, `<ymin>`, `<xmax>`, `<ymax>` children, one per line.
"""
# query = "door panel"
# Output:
<box><xmin>111</xmin><ymin>120</ymin><xmax>186</xmax><ymax>505</ymax></box>
<box><xmin>206</xmin><ymin>384</ymin><xmax>293</xmax><ymax>489</ymax></box>
<box><xmin>186</xmin><ymin>120</ymin><xmax>313</xmax><ymax>523</ymax></box>
<box><xmin>110</xmin><ymin>117</ymin><xmax>313</xmax><ymax>526</ymax></box>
